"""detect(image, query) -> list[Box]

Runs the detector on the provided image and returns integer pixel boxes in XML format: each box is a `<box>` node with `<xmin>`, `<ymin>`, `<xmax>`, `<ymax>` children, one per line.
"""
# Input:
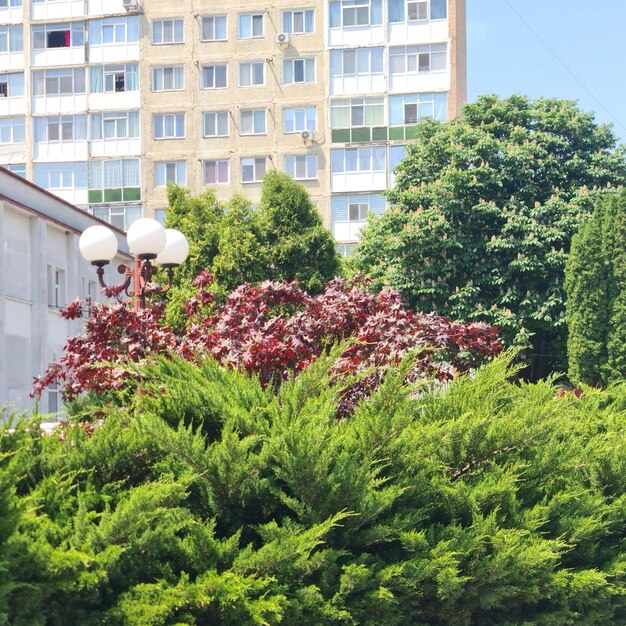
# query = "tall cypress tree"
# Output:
<box><xmin>565</xmin><ymin>191</ymin><xmax>626</xmax><ymax>386</ymax></box>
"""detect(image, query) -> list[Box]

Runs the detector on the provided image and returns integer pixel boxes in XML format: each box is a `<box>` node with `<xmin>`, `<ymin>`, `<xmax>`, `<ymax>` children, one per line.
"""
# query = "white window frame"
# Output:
<box><xmin>32</xmin><ymin>22</ymin><xmax>83</xmax><ymax>50</ymax></box>
<box><xmin>151</xmin><ymin>66</ymin><xmax>184</xmax><ymax>92</ymax></box>
<box><xmin>91</xmin><ymin>111</ymin><xmax>139</xmax><ymax>140</ymax></box>
<box><xmin>0</xmin><ymin>0</ymin><xmax>23</xmax><ymax>7</ymax></box>
<box><xmin>283</xmin><ymin>58</ymin><xmax>315</xmax><ymax>84</ymax></box>
<box><xmin>331</xmin><ymin>48</ymin><xmax>384</xmax><ymax>78</ymax></box>
<box><xmin>331</xmin><ymin>146</ymin><xmax>386</xmax><ymax>174</ymax></box>
<box><xmin>33</xmin><ymin>68</ymin><xmax>85</xmax><ymax>96</ymax></box>
<box><xmin>202</xmin><ymin>63</ymin><xmax>227</xmax><ymax>89</ymax></box>
<box><xmin>240</xmin><ymin>109</ymin><xmax>266</xmax><ymax>135</ymax></box>
<box><xmin>238</xmin><ymin>13</ymin><xmax>263</xmax><ymax>39</ymax></box>
<box><xmin>90</xmin><ymin>17</ymin><xmax>139</xmax><ymax>45</ymax></box>
<box><xmin>329</xmin><ymin>0</ymin><xmax>382</xmax><ymax>28</ymax></box>
<box><xmin>201</xmin><ymin>15</ymin><xmax>227</xmax><ymax>41</ymax></box>
<box><xmin>330</xmin><ymin>97</ymin><xmax>384</xmax><ymax>128</ymax></box>
<box><xmin>203</xmin><ymin>111</ymin><xmax>229</xmax><ymax>137</ymax></box>
<box><xmin>203</xmin><ymin>159</ymin><xmax>229</xmax><ymax>185</ymax></box>
<box><xmin>44</xmin><ymin>115</ymin><xmax>80</xmax><ymax>142</ymax></box>
<box><xmin>238</xmin><ymin>61</ymin><xmax>264</xmax><ymax>87</ymax></box>
<box><xmin>152</xmin><ymin>19</ymin><xmax>184</xmax><ymax>45</ymax></box>
<box><xmin>241</xmin><ymin>157</ymin><xmax>266</xmax><ymax>183</ymax></box>
<box><xmin>36</xmin><ymin>162</ymin><xmax>86</xmax><ymax>190</ymax></box>
<box><xmin>389</xmin><ymin>43</ymin><xmax>447</xmax><ymax>75</ymax></box>
<box><xmin>0</xmin><ymin>25</ymin><xmax>23</xmax><ymax>53</ymax></box>
<box><xmin>0</xmin><ymin>116</ymin><xmax>25</xmax><ymax>143</ymax></box>
<box><xmin>285</xmin><ymin>154</ymin><xmax>317</xmax><ymax>180</ymax></box>
<box><xmin>89</xmin><ymin>204</ymin><xmax>142</xmax><ymax>232</ymax></box>
<box><xmin>153</xmin><ymin>113</ymin><xmax>185</xmax><ymax>140</ymax></box>
<box><xmin>282</xmin><ymin>9</ymin><xmax>315</xmax><ymax>34</ymax></box>
<box><xmin>0</xmin><ymin>72</ymin><xmax>24</xmax><ymax>98</ymax></box>
<box><xmin>154</xmin><ymin>161</ymin><xmax>187</xmax><ymax>187</ymax></box>
<box><xmin>283</xmin><ymin>107</ymin><xmax>316</xmax><ymax>133</ymax></box>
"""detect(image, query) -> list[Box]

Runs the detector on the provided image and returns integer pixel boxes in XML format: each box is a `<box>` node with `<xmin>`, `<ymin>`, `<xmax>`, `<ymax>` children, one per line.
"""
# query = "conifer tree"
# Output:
<box><xmin>566</xmin><ymin>190</ymin><xmax>626</xmax><ymax>385</ymax></box>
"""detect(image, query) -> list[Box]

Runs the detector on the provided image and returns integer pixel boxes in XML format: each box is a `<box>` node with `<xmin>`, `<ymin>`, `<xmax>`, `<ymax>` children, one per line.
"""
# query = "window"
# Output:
<box><xmin>152</xmin><ymin>66</ymin><xmax>184</xmax><ymax>92</ymax></box>
<box><xmin>389</xmin><ymin>92</ymin><xmax>448</xmax><ymax>124</ymax></box>
<box><xmin>331</xmin><ymin>98</ymin><xmax>384</xmax><ymax>128</ymax></box>
<box><xmin>282</xmin><ymin>9</ymin><xmax>314</xmax><ymax>34</ymax></box>
<box><xmin>47</xmin><ymin>267</ymin><xmax>65</xmax><ymax>308</ymax></box>
<box><xmin>285</xmin><ymin>154</ymin><xmax>317</xmax><ymax>180</ymax></box>
<box><xmin>5</xmin><ymin>163</ymin><xmax>26</xmax><ymax>177</ymax></box>
<box><xmin>389</xmin><ymin>44</ymin><xmax>447</xmax><ymax>75</ymax></box>
<box><xmin>35</xmin><ymin>162</ymin><xmax>87</xmax><ymax>190</ymax></box>
<box><xmin>0</xmin><ymin>0</ymin><xmax>23</xmax><ymax>7</ymax></box>
<box><xmin>90</xmin><ymin>205</ymin><xmax>142</xmax><ymax>231</ymax></box>
<box><xmin>241</xmin><ymin>157</ymin><xmax>266</xmax><ymax>182</ymax></box>
<box><xmin>329</xmin><ymin>0</ymin><xmax>382</xmax><ymax>27</ymax></box>
<box><xmin>155</xmin><ymin>209</ymin><xmax>166</xmax><ymax>225</ymax></box>
<box><xmin>203</xmin><ymin>111</ymin><xmax>228</xmax><ymax>137</ymax></box>
<box><xmin>240</xmin><ymin>109</ymin><xmax>265</xmax><ymax>135</ymax></box>
<box><xmin>33</xmin><ymin>68</ymin><xmax>85</xmax><ymax>96</ymax></box>
<box><xmin>0</xmin><ymin>25</ymin><xmax>23</xmax><ymax>52</ymax></box>
<box><xmin>0</xmin><ymin>72</ymin><xmax>24</xmax><ymax>98</ymax></box>
<box><xmin>238</xmin><ymin>14</ymin><xmax>263</xmax><ymax>38</ymax></box>
<box><xmin>203</xmin><ymin>159</ymin><xmax>229</xmax><ymax>185</ymax></box>
<box><xmin>152</xmin><ymin>19</ymin><xmax>184</xmax><ymax>44</ymax></box>
<box><xmin>91</xmin><ymin>111</ymin><xmax>139</xmax><ymax>140</ymax></box>
<box><xmin>202</xmin><ymin>64</ymin><xmax>227</xmax><ymax>89</ymax></box>
<box><xmin>330</xmin><ymin>147</ymin><xmax>386</xmax><ymax>173</ymax></box>
<box><xmin>88</xmin><ymin>159</ymin><xmax>140</xmax><ymax>204</ymax></box>
<box><xmin>283</xmin><ymin>107</ymin><xmax>316</xmax><ymax>133</ymax></box>
<box><xmin>0</xmin><ymin>117</ymin><xmax>25</xmax><ymax>143</ymax></box>
<box><xmin>238</xmin><ymin>62</ymin><xmax>264</xmax><ymax>87</ymax></box>
<box><xmin>331</xmin><ymin>194</ymin><xmax>386</xmax><ymax>224</ymax></box>
<box><xmin>389</xmin><ymin>0</ymin><xmax>447</xmax><ymax>22</ymax></box>
<box><xmin>33</xmin><ymin>68</ymin><xmax>83</xmax><ymax>97</ymax></box>
<box><xmin>88</xmin><ymin>17</ymin><xmax>140</xmax><ymax>45</ymax></box>
<box><xmin>90</xmin><ymin>64</ymin><xmax>138</xmax><ymax>93</ymax></box>
<box><xmin>283</xmin><ymin>58</ymin><xmax>315</xmax><ymax>84</ymax></box>
<box><xmin>153</xmin><ymin>113</ymin><xmax>185</xmax><ymax>139</ymax></box>
<box><xmin>34</xmin><ymin>115</ymin><xmax>87</xmax><ymax>142</ymax></box>
<box><xmin>32</xmin><ymin>23</ymin><xmax>83</xmax><ymax>49</ymax></box>
<box><xmin>155</xmin><ymin>161</ymin><xmax>186</xmax><ymax>187</ymax></box>
<box><xmin>201</xmin><ymin>15</ymin><xmax>227</xmax><ymax>41</ymax></box>
<box><xmin>330</xmin><ymin>47</ymin><xmax>383</xmax><ymax>77</ymax></box>
<box><xmin>337</xmin><ymin>242</ymin><xmax>358</xmax><ymax>257</ymax></box>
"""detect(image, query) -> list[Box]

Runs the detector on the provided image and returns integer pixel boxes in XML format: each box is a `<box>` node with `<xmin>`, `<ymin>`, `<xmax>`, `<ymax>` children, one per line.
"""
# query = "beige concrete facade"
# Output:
<box><xmin>141</xmin><ymin>1</ymin><xmax>329</xmax><ymax>222</ymax></box>
<box><xmin>0</xmin><ymin>0</ymin><xmax>466</xmax><ymax>247</ymax></box>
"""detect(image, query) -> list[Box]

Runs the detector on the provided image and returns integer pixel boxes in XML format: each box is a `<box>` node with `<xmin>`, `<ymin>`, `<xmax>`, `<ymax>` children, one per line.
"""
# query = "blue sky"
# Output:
<box><xmin>467</xmin><ymin>0</ymin><xmax>626</xmax><ymax>142</ymax></box>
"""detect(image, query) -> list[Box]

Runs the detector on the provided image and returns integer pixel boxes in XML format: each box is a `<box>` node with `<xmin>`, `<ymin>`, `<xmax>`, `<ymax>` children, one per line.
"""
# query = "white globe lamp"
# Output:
<box><xmin>79</xmin><ymin>225</ymin><xmax>118</xmax><ymax>265</ymax></box>
<box><xmin>126</xmin><ymin>218</ymin><xmax>167</xmax><ymax>259</ymax></box>
<box><xmin>156</xmin><ymin>229</ymin><xmax>189</xmax><ymax>267</ymax></box>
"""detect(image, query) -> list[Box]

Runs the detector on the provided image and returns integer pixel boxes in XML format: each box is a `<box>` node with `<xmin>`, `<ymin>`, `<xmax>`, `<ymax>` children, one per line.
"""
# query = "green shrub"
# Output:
<box><xmin>3</xmin><ymin>356</ymin><xmax>626</xmax><ymax>624</ymax></box>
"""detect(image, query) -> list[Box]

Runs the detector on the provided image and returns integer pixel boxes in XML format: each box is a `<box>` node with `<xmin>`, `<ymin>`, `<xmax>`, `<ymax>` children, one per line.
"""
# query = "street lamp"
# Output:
<box><xmin>79</xmin><ymin>218</ymin><xmax>189</xmax><ymax>309</ymax></box>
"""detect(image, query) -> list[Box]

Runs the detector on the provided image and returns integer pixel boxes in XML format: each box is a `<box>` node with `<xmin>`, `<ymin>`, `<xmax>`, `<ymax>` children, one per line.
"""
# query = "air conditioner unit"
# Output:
<box><xmin>276</xmin><ymin>32</ymin><xmax>290</xmax><ymax>45</ymax></box>
<box><xmin>122</xmin><ymin>0</ymin><xmax>138</xmax><ymax>10</ymax></box>
<box><xmin>300</xmin><ymin>130</ymin><xmax>314</xmax><ymax>141</ymax></box>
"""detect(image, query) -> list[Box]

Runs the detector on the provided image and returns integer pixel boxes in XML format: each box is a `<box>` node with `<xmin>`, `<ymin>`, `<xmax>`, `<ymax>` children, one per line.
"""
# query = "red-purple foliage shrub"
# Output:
<box><xmin>32</xmin><ymin>273</ymin><xmax>502</xmax><ymax>413</ymax></box>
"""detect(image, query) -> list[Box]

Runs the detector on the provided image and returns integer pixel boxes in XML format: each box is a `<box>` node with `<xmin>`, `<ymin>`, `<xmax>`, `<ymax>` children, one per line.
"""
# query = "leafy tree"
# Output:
<box><xmin>8</xmin><ymin>355</ymin><xmax>626</xmax><ymax>623</ymax></box>
<box><xmin>32</xmin><ymin>275</ymin><xmax>501</xmax><ymax>413</ymax></box>
<box><xmin>257</xmin><ymin>170</ymin><xmax>341</xmax><ymax>293</ymax></box>
<box><xmin>565</xmin><ymin>190</ymin><xmax>626</xmax><ymax>385</ymax></box>
<box><xmin>164</xmin><ymin>172</ymin><xmax>340</xmax><ymax>304</ymax></box>
<box><xmin>352</xmin><ymin>95</ymin><xmax>626</xmax><ymax>378</ymax></box>
<box><xmin>32</xmin><ymin>275</ymin><xmax>500</xmax><ymax>416</ymax></box>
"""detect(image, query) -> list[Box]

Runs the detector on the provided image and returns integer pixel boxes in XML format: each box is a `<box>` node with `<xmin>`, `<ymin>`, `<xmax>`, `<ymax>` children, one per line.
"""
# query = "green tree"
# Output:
<box><xmin>257</xmin><ymin>170</ymin><xmax>341</xmax><ymax>293</ymax></box>
<box><xmin>352</xmin><ymin>95</ymin><xmax>626</xmax><ymax>377</ymax></box>
<box><xmin>163</xmin><ymin>173</ymin><xmax>341</xmax><ymax>325</ymax></box>
<box><xmin>566</xmin><ymin>190</ymin><xmax>626</xmax><ymax>385</ymax></box>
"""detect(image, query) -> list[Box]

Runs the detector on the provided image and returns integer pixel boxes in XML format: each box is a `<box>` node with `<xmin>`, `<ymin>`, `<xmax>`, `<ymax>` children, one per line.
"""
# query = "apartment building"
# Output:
<box><xmin>0</xmin><ymin>0</ymin><xmax>466</xmax><ymax>255</ymax></box>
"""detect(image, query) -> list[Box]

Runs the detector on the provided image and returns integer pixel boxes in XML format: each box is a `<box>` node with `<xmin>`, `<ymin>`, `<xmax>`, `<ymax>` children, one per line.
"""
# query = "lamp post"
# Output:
<box><xmin>78</xmin><ymin>218</ymin><xmax>189</xmax><ymax>309</ymax></box>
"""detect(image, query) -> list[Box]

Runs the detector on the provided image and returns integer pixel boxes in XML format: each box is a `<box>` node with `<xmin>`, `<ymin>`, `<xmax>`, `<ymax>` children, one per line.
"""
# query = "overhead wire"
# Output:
<box><xmin>502</xmin><ymin>0</ymin><xmax>626</xmax><ymax>133</ymax></box>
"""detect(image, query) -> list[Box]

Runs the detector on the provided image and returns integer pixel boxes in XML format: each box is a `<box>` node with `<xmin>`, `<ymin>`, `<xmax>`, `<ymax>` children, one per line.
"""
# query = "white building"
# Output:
<box><xmin>0</xmin><ymin>165</ymin><xmax>130</xmax><ymax>415</ymax></box>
